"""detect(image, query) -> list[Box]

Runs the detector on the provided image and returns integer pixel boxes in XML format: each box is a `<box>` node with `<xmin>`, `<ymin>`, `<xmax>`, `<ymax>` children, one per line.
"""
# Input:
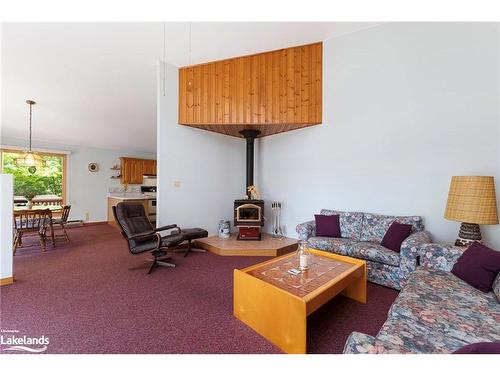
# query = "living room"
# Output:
<box><xmin>1</xmin><ymin>1</ymin><xmax>499</xmax><ymax>374</ymax></box>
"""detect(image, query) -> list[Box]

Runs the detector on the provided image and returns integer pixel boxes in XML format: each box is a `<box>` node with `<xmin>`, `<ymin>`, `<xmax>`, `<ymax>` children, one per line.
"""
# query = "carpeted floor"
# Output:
<box><xmin>0</xmin><ymin>224</ymin><xmax>398</xmax><ymax>354</ymax></box>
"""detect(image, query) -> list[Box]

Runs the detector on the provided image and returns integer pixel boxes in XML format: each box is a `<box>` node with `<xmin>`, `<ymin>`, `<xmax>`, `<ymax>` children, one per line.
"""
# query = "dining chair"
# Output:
<box><xmin>13</xmin><ymin>209</ymin><xmax>52</xmax><ymax>255</ymax></box>
<box><xmin>52</xmin><ymin>205</ymin><xmax>71</xmax><ymax>243</ymax></box>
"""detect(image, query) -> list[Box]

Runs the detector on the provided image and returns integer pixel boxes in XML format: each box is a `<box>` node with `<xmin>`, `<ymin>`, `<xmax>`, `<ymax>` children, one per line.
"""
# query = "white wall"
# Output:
<box><xmin>1</xmin><ymin>136</ymin><xmax>155</xmax><ymax>222</ymax></box>
<box><xmin>157</xmin><ymin>62</ymin><xmax>246</xmax><ymax>234</ymax></box>
<box><xmin>1</xmin><ymin>174</ymin><xmax>13</xmax><ymax>281</ymax></box>
<box><xmin>258</xmin><ymin>23</ymin><xmax>500</xmax><ymax>248</ymax></box>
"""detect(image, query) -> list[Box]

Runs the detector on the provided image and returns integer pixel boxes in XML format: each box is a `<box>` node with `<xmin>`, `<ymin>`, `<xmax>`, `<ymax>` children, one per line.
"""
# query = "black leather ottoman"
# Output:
<box><xmin>178</xmin><ymin>228</ymin><xmax>209</xmax><ymax>257</ymax></box>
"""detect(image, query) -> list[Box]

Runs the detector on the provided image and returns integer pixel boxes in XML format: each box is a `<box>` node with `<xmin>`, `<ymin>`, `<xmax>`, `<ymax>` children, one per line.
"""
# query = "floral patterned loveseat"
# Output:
<box><xmin>296</xmin><ymin>210</ymin><xmax>431</xmax><ymax>290</ymax></box>
<box><xmin>343</xmin><ymin>244</ymin><xmax>500</xmax><ymax>354</ymax></box>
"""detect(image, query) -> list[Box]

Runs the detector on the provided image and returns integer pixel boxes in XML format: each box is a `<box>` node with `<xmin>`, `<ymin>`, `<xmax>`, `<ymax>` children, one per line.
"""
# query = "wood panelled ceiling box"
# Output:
<box><xmin>178</xmin><ymin>42</ymin><xmax>322</xmax><ymax>138</ymax></box>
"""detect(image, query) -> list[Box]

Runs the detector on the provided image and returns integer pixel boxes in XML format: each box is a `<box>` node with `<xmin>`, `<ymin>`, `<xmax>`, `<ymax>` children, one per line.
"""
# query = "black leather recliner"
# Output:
<box><xmin>113</xmin><ymin>202</ymin><xmax>184</xmax><ymax>274</ymax></box>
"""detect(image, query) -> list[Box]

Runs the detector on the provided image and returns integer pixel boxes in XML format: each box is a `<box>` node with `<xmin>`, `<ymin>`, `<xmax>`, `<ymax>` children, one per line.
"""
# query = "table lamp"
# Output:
<box><xmin>444</xmin><ymin>176</ymin><xmax>498</xmax><ymax>246</ymax></box>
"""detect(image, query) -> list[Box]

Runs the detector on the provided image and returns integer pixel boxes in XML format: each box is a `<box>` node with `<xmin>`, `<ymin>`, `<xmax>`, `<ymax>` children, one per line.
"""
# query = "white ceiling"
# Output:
<box><xmin>1</xmin><ymin>22</ymin><xmax>380</xmax><ymax>153</ymax></box>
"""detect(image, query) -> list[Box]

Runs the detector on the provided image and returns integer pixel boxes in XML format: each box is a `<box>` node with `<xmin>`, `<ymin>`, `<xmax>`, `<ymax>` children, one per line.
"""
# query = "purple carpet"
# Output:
<box><xmin>0</xmin><ymin>224</ymin><xmax>398</xmax><ymax>354</ymax></box>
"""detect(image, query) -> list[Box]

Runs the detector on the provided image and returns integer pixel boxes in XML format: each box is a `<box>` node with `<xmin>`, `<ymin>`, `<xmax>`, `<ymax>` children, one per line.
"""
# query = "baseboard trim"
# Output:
<box><xmin>0</xmin><ymin>277</ymin><xmax>14</xmax><ymax>286</ymax></box>
<box><xmin>64</xmin><ymin>220</ymin><xmax>109</xmax><ymax>228</ymax></box>
<box><xmin>83</xmin><ymin>221</ymin><xmax>109</xmax><ymax>226</ymax></box>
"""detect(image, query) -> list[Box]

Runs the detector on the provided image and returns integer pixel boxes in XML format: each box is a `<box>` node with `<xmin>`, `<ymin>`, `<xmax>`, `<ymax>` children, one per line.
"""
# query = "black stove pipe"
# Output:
<box><xmin>239</xmin><ymin>129</ymin><xmax>261</xmax><ymax>198</ymax></box>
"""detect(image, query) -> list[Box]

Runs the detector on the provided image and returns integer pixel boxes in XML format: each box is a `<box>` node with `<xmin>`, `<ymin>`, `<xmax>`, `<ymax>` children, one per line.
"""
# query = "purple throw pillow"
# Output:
<box><xmin>451</xmin><ymin>242</ymin><xmax>500</xmax><ymax>293</ymax></box>
<box><xmin>381</xmin><ymin>222</ymin><xmax>413</xmax><ymax>252</ymax></box>
<box><xmin>315</xmin><ymin>214</ymin><xmax>341</xmax><ymax>238</ymax></box>
<box><xmin>453</xmin><ymin>342</ymin><xmax>500</xmax><ymax>354</ymax></box>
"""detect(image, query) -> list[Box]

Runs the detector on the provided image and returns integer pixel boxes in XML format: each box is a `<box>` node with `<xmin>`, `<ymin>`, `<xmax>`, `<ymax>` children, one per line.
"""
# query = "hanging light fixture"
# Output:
<box><xmin>15</xmin><ymin>100</ymin><xmax>45</xmax><ymax>174</ymax></box>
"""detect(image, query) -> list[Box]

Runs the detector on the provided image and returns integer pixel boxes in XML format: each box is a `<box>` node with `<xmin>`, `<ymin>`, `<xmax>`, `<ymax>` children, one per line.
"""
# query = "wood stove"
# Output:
<box><xmin>234</xmin><ymin>199</ymin><xmax>264</xmax><ymax>240</ymax></box>
<box><xmin>234</xmin><ymin>129</ymin><xmax>264</xmax><ymax>240</ymax></box>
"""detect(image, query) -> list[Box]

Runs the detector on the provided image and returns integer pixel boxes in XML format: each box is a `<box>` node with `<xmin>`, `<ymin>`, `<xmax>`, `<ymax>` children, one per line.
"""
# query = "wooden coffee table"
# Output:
<box><xmin>233</xmin><ymin>248</ymin><xmax>366</xmax><ymax>354</ymax></box>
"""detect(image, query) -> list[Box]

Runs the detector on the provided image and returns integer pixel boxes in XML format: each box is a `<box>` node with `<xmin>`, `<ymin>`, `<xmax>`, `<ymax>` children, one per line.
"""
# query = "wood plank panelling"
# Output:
<box><xmin>178</xmin><ymin>69</ymin><xmax>187</xmax><ymax>123</ymax></box>
<box><xmin>178</xmin><ymin>42</ymin><xmax>322</xmax><ymax>138</ymax></box>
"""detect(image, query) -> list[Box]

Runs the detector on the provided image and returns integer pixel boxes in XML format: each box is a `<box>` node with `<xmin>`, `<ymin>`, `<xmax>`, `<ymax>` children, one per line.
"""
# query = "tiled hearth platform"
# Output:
<box><xmin>194</xmin><ymin>233</ymin><xmax>298</xmax><ymax>256</ymax></box>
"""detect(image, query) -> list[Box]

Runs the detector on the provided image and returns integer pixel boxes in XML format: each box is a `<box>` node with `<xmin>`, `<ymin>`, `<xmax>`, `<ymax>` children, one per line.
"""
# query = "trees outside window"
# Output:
<box><xmin>1</xmin><ymin>151</ymin><xmax>65</xmax><ymax>200</ymax></box>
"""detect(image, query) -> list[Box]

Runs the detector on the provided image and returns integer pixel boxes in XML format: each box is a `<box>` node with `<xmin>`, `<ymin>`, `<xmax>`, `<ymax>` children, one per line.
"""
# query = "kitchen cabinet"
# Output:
<box><xmin>120</xmin><ymin>157</ymin><xmax>156</xmax><ymax>184</ymax></box>
<box><xmin>142</xmin><ymin>159</ymin><xmax>157</xmax><ymax>175</ymax></box>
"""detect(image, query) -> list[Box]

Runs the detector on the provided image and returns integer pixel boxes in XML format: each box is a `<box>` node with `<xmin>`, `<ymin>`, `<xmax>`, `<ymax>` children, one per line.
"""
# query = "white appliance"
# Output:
<box><xmin>147</xmin><ymin>198</ymin><xmax>156</xmax><ymax>218</ymax></box>
<box><xmin>141</xmin><ymin>175</ymin><xmax>157</xmax><ymax>223</ymax></box>
<box><xmin>142</xmin><ymin>174</ymin><xmax>157</xmax><ymax>187</ymax></box>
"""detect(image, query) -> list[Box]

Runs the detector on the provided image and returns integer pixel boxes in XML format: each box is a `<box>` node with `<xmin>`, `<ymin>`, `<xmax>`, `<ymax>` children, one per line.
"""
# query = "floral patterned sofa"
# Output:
<box><xmin>343</xmin><ymin>244</ymin><xmax>500</xmax><ymax>354</ymax></box>
<box><xmin>296</xmin><ymin>210</ymin><xmax>431</xmax><ymax>290</ymax></box>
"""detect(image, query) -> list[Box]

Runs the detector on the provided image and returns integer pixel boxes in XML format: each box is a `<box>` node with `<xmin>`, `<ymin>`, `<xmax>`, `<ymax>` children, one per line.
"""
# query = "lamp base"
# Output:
<box><xmin>454</xmin><ymin>222</ymin><xmax>482</xmax><ymax>247</ymax></box>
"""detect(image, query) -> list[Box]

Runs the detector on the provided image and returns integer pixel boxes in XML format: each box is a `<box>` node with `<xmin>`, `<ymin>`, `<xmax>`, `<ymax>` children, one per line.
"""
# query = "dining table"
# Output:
<box><xmin>13</xmin><ymin>205</ymin><xmax>63</xmax><ymax>248</ymax></box>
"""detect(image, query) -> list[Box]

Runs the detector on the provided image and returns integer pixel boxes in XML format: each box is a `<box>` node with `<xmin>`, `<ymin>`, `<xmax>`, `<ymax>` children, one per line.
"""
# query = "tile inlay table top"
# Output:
<box><xmin>233</xmin><ymin>249</ymin><xmax>367</xmax><ymax>354</ymax></box>
<box><xmin>247</xmin><ymin>255</ymin><xmax>354</xmax><ymax>298</ymax></box>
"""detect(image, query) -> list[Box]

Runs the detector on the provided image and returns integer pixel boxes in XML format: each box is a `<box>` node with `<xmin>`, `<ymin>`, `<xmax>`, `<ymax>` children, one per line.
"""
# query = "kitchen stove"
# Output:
<box><xmin>141</xmin><ymin>186</ymin><xmax>157</xmax><ymax>223</ymax></box>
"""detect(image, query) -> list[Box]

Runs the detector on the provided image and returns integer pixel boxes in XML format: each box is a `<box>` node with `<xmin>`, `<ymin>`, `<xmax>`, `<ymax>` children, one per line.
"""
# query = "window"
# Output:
<box><xmin>1</xmin><ymin>149</ymin><xmax>67</xmax><ymax>206</ymax></box>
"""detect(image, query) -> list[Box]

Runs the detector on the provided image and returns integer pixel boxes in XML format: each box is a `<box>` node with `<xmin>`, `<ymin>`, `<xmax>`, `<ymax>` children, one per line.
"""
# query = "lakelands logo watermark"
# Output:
<box><xmin>1</xmin><ymin>329</ymin><xmax>49</xmax><ymax>353</ymax></box>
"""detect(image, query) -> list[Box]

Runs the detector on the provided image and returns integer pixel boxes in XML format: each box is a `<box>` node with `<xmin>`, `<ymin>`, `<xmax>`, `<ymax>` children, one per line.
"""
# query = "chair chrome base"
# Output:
<box><xmin>156</xmin><ymin>260</ymin><xmax>176</xmax><ymax>267</ymax></box>
<box><xmin>174</xmin><ymin>248</ymin><xmax>207</xmax><ymax>256</ymax></box>
<box><xmin>173</xmin><ymin>239</ymin><xmax>207</xmax><ymax>257</ymax></box>
<box><xmin>146</xmin><ymin>257</ymin><xmax>176</xmax><ymax>274</ymax></box>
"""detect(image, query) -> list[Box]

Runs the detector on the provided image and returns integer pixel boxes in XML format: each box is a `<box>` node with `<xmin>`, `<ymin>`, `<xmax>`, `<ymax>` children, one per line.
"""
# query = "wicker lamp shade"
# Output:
<box><xmin>444</xmin><ymin>176</ymin><xmax>498</xmax><ymax>225</ymax></box>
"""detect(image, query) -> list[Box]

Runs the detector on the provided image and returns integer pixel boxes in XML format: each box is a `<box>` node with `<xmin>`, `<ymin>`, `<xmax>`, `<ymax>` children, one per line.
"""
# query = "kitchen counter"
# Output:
<box><xmin>107</xmin><ymin>195</ymin><xmax>155</xmax><ymax>228</ymax></box>
<box><xmin>108</xmin><ymin>193</ymin><xmax>154</xmax><ymax>200</ymax></box>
